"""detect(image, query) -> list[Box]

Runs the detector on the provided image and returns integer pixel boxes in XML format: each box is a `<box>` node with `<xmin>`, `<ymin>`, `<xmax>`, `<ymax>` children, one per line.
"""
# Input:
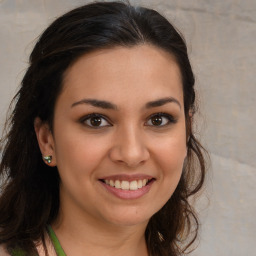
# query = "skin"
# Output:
<box><xmin>35</xmin><ymin>45</ymin><xmax>187</xmax><ymax>256</ymax></box>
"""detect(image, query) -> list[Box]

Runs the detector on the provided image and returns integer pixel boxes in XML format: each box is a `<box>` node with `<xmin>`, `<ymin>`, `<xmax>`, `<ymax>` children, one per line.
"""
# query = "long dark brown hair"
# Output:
<box><xmin>0</xmin><ymin>1</ymin><xmax>207</xmax><ymax>255</ymax></box>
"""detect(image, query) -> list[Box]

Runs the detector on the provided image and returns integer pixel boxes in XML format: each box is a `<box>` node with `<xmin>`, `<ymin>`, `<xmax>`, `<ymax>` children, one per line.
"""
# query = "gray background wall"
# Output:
<box><xmin>0</xmin><ymin>0</ymin><xmax>255</xmax><ymax>255</ymax></box>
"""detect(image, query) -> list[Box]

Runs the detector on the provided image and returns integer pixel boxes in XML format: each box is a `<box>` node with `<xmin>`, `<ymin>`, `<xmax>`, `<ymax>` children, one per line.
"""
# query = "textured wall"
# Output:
<box><xmin>0</xmin><ymin>0</ymin><xmax>255</xmax><ymax>255</ymax></box>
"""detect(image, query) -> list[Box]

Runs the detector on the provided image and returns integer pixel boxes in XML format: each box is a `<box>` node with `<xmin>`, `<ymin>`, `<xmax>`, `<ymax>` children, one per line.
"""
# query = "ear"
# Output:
<box><xmin>34</xmin><ymin>117</ymin><xmax>56</xmax><ymax>166</ymax></box>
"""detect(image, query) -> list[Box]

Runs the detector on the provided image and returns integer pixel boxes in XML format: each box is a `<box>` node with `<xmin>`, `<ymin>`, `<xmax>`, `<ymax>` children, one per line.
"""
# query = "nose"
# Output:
<box><xmin>109</xmin><ymin>125</ymin><xmax>150</xmax><ymax>168</ymax></box>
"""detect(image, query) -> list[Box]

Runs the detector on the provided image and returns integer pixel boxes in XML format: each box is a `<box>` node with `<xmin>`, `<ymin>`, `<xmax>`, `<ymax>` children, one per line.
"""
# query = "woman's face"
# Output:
<box><xmin>39</xmin><ymin>45</ymin><xmax>187</xmax><ymax>227</ymax></box>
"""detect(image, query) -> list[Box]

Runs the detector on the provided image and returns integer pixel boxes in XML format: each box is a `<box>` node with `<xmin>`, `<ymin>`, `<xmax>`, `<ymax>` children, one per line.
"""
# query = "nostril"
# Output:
<box><xmin>108</xmin><ymin>139</ymin><xmax>150</xmax><ymax>168</ymax></box>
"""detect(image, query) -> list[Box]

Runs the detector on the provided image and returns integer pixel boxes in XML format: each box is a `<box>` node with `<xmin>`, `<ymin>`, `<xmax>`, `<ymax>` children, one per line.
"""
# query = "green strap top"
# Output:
<box><xmin>10</xmin><ymin>248</ymin><xmax>27</xmax><ymax>256</ymax></box>
<box><xmin>10</xmin><ymin>226</ymin><xmax>66</xmax><ymax>256</ymax></box>
<box><xmin>46</xmin><ymin>225</ymin><xmax>67</xmax><ymax>256</ymax></box>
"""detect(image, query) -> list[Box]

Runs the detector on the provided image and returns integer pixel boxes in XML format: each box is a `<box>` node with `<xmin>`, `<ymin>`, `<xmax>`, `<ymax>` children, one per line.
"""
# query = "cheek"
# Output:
<box><xmin>161</xmin><ymin>140</ymin><xmax>186</xmax><ymax>170</ymax></box>
<box><xmin>152</xmin><ymin>134</ymin><xmax>187</xmax><ymax>188</ymax></box>
<box><xmin>54</xmin><ymin>131</ymin><xmax>110</xmax><ymax>177</ymax></box>
<box><xmin>152</xmin><ymin>129</ymin><xmax>187</xmax><ymax>167</ymax></box>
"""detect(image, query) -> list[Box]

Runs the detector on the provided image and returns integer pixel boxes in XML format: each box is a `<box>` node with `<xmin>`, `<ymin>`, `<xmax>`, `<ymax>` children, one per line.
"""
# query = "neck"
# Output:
<box><xmin>51</xmin><ymin>208</ymin><xmax>149</xmax><ymax>256</ymax></box>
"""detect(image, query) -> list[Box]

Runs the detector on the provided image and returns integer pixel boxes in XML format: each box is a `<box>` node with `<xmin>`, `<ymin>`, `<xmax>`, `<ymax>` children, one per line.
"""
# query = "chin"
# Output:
<box><xmin>109</xmin><ymin>217</ymin><xmax>149</xmax><ymax>227</ymax></box>
<box><xmin>101</xmin><ymin>207</ymin><xmax>153</xmax><ymax>227</ymax></box>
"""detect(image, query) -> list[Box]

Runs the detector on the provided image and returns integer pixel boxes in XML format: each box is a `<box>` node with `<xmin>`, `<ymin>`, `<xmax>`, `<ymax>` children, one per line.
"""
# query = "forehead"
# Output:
<box><xmin>60</xmin><ymin>45</ymin><xmax>183</xmax><ymax>108</ymax></box>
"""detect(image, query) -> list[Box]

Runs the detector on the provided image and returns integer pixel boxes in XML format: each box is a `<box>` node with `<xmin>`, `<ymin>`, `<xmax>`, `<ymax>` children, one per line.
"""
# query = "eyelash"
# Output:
<box><xmin>79</xmin><ymin>113</ymin><xmax>112</xmax><ymax>128</ymax></box>
<box><xmin>146</xmin><ymin>112</ymin><xmax>177</xmax><ymax>127</ymax></box>
<box><xmin>79</xmin><ymin>112</ymin><xmax>177</xmax><ymax>128</ymax></box>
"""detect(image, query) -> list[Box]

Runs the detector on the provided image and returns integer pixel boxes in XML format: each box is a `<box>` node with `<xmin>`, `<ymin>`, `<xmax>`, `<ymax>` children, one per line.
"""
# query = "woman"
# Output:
<box><xmin>0</xmin><ymin>1</ymin><xmax>206</xmax><ymax>256</ymax></box>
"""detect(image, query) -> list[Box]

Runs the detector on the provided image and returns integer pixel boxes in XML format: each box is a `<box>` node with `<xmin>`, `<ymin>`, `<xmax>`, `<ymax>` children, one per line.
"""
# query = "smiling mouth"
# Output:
<box><xmin>100</xmin><ymin>178</ymin><xmax>154</xmax><ymax>191</ymax></box>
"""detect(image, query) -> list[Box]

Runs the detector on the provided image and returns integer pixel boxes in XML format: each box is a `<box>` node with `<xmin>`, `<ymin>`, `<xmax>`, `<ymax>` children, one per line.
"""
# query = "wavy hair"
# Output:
<box><xmin>0</xmin><ymin>1</ymin><xmax>207</xmax><ymax>255</ymax></box>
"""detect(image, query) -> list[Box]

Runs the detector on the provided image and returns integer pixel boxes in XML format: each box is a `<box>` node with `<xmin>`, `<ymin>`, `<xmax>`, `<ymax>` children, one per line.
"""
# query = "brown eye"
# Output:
<box><xmin>82</xmin><ymin>114</ymin><xmax>111</xmax><ymax>128</ymax></box>
<box><xmin>151</xmin><ymin>115</ymin><xmax>163</xmax><ymax>126</ymax></box>
<box><xmin>146</xmin><ymin>113</ymin><xmax>176</xmax><ymax>127</ymax></box>
<box><xmin>90</xmin><ymin>116</ymin><xmax>102</xmax><ymax>126</ymax></box>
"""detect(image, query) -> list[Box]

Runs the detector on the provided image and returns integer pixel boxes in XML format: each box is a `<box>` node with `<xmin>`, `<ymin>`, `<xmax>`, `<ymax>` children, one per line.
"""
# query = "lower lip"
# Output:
<box><xmin>100</xmin><ymin>180</ymin><xmax>154</xmax><ymax>200</ymax></box>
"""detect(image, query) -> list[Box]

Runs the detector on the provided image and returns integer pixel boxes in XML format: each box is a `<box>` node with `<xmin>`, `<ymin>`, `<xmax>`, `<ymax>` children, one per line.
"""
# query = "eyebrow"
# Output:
<box><xmin>71</xmin><ymin>97</ymin><xmax>181</xmax><ymax>110</ymax></box>
<box><xmin>71</xmin><ymin>99</ymin><xmax>118</xmax><ymax>110</ymax></box>
<box><xmin>145</xmin><ymin>97</ymin><xmax>181</xmax><ymax>109</ymax></box>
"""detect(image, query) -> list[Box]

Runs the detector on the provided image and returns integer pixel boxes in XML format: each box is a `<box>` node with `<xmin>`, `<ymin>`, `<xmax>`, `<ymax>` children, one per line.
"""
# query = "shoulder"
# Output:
<box><xmin>0</xmin><ymin>244</ymin><xmax>10</xmax><ymax>256</ymax></box>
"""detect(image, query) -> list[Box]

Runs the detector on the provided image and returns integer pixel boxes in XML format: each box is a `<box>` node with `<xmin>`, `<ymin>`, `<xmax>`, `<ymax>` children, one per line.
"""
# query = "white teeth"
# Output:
<box><xmin>129</xmin><ymin>180</ymin><xmax>138</xmax><ymax>190</ymax></box>
<box><xmin>121</xmin><ymin>181</ymin><xmax>130</xmax><ymax>190</ymax></box>
<box><xmin>104</xmin><ymin>179</ymin><xmax>150</xmax><ymax>190</ymax></box>
<box><xmin>115</xmin><ymin>180</ymin><xmax>121</xmax><ymax>189</ymax></box>
<box><xmin>137</xmin><ymin>180</ymin><xmax>142</xmax><ymax>188</ymax></box>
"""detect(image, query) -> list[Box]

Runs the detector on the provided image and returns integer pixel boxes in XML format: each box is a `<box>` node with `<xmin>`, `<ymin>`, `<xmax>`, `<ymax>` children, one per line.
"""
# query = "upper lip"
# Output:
<box><xmin>99</xmin><ymin>174</ymin><xmax>154</xmax><ymax>181</ymax></box>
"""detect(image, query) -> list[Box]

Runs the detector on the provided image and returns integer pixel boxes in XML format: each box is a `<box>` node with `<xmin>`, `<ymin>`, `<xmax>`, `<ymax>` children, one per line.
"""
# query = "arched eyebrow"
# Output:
<box><xmin>71</xmin><ymin>99</ymin><xmax>118</xmax><ymax>110</ymax></box>
<box><xmin>71</xmin><ymin>97</ymin><xmax>181</xmax><ymax>110</ymax></box>
<box><xmin>145</xmin><ymin>97</ymin><xmax>181</xmax><ymax>109</ymax></box>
